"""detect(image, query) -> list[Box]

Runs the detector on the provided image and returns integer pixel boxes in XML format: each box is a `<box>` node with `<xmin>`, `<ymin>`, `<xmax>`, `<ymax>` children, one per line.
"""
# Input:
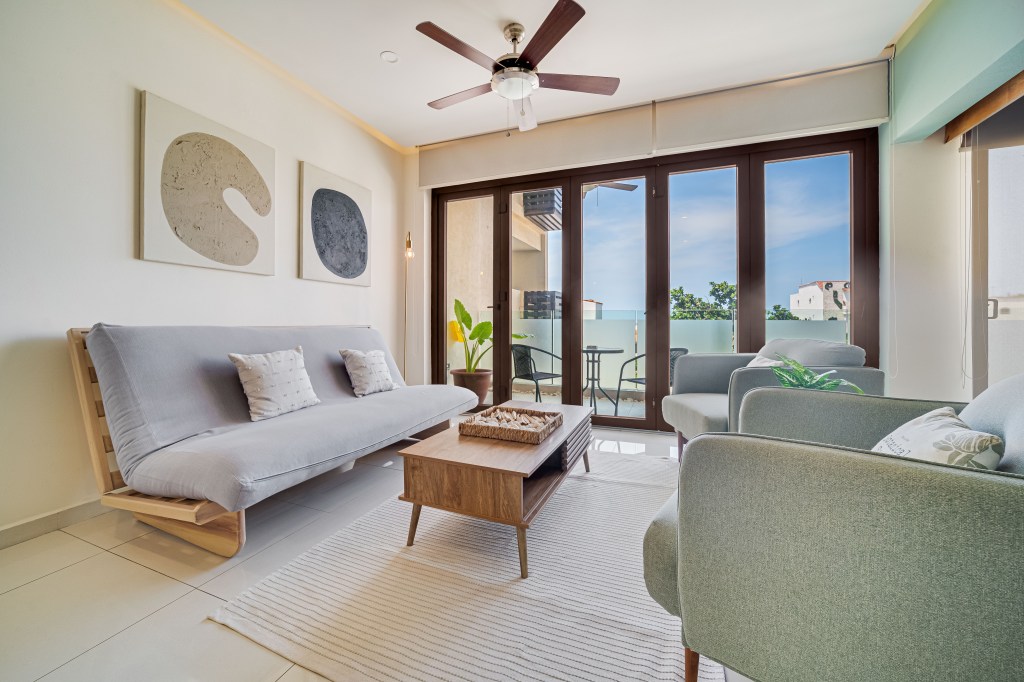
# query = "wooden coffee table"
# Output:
<box><xmin>399</xmin><ymin>401</ymin><xmax>593</xmax><ymax>578</ymax></box>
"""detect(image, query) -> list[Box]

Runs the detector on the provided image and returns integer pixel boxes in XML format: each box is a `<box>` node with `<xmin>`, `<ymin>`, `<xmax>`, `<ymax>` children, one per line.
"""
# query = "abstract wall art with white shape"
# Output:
<box><xmin>299</xmin><ymin>161</ymin><xmax>371</xmax><ymax>286</ymax></box>
<box><xmin>141</xmin><ymin>92</ymin><xmax>276</xmax><ymax>275</ymax></box>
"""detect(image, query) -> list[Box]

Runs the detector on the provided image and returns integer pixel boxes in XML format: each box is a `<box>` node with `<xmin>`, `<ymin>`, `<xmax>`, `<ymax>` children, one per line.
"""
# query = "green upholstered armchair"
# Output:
<box><xmin>644</xmin><ymin>380</ymin><xmax>1024</xmax><ymax>682</ymax></box>
<box><xmin>661</xmin><ymin>339</ymin><xmax>885</xmax><ymax>450</ymax></box>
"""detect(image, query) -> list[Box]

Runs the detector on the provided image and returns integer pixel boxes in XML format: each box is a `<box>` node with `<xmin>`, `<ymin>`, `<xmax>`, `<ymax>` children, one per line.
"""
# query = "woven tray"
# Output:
<box><xmin>459</xmin><ymin>406</ymin><xmax>564</xmax><ymax>445</ymax></box>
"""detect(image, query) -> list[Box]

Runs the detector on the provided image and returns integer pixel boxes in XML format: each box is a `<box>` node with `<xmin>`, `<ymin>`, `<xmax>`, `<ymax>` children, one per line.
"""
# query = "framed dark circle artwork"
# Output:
<box><xmin>300</xmin><ymin>162</ymin><xmax>372</xmax><ymax>286</ymax></box>
<box><xmin>310</xmin><ymin>188</ymin><xmax>368</xmax><ymax>279</ymax></box>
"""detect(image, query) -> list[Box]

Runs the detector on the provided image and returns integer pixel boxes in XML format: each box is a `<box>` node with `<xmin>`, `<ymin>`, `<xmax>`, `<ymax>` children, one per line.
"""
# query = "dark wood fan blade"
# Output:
<box><xmin>427</xmin><ymin>83</ymin><xmax>492</xmax><ymax>110</ymax></box>
<box><xmin>600</xmin><ymin>182</ymin><xmax>637</xmax><ymax>191</ymax></box>
<box><xmin>416</xmin><ymin>22</ymin><xmax>498</xmax><ymax>71</ymax></box>
<box><xmin>518</xmin><ymin>0</ymin><xmax>585</xmax><ymax>68</ymax></box>
<box><xmin>538</xmin><ymin>73</ymin><xmax>620</xmax><ymax>95</ymax></box>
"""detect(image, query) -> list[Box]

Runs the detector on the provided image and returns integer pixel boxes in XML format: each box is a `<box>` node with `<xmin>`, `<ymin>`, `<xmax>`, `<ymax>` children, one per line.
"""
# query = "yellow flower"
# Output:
<box><xmin>448</xmin><ymin>320</ymin><xmax>465</xmax><ymax>343</ymax></box>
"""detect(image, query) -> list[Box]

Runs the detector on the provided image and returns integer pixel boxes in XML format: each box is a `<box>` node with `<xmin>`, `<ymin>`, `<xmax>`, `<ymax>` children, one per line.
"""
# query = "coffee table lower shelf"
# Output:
<box><xmin>398</xmin><ymin>403</ymin><xmax>593</xmax><ymax>579</ymax></box>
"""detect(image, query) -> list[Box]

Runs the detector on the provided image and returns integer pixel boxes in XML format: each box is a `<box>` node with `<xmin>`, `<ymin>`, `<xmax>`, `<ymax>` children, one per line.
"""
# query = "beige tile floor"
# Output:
<box><xmin>0</xmin><ymin>427</ymin><xmax>678</xmax><ymax>682</ymax></box>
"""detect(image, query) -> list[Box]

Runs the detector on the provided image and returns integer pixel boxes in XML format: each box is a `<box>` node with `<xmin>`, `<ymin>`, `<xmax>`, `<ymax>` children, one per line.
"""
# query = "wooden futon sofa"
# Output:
<box><xmin>67</xmin><ymin>324</ymin><xmax>476</xmax><ymax>557</ymax></box>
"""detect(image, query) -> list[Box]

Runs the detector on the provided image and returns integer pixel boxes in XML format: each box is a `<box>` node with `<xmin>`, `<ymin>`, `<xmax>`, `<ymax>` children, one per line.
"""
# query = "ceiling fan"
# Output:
<box><xmin>582</xmin><ymin>181</ymin><xmax>637</xmax><ymax>197</ymax></box>
<box><xmin>416</xmin><ymin>0</ymin><xmax>620</xmax><ymax>132</ymax></box>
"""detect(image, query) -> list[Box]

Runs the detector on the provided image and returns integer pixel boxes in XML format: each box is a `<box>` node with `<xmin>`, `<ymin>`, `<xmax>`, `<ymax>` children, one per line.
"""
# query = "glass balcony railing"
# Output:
<box><xmin>766</xmin><ymin>309</ymin><xmax>850</xmax><ymax>345</ymax></box>
<box><xmin>451</xmin><ymin>307</ymin><xmax>851</xmax><ymax>409</ymax></box>
<box><xmin>511</xmin><ymin>310</ymin><xmax>562</xmax><ymax>401</ymax></box>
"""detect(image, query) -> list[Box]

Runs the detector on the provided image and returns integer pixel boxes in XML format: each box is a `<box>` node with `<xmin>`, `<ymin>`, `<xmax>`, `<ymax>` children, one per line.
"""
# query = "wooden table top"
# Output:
<box><xmin>399</xmin><ymin>401</ymin><xmax>593</xmax><ymax>477</ymax></box>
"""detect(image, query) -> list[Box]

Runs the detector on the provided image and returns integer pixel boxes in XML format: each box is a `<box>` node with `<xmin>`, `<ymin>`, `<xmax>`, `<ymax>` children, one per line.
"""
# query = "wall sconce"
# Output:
<box><xmin>403</xmin><ymin>232</ymin><xmax>414</xmax><ymax>376</ymax></box>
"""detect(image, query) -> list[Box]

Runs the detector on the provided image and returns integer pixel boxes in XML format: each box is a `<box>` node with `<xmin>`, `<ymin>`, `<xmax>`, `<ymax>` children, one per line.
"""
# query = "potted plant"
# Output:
<box><xmin>771</xmin><ymin>355</ymin><xmax>864</xmax><ymax>393</ymax></box>
<box><xmin>449</xmin><ymin>299</ymin><xmax>528</xmax><ymax>403</ymax></box>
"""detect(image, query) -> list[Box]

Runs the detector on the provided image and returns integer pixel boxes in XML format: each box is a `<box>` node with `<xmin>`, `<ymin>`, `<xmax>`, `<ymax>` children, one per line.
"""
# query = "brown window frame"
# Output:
<box><xmin>431</xmin><ymin>129</ymin><xmax>880</xmax><ymax>411</ymax></box>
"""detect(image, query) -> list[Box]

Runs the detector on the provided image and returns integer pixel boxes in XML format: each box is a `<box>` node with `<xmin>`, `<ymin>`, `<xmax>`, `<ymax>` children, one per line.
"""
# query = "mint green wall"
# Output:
<box><xmin>893</xmin><ymin>0</ymin><xmax>1024</xmax><ymax>142</ymax></box>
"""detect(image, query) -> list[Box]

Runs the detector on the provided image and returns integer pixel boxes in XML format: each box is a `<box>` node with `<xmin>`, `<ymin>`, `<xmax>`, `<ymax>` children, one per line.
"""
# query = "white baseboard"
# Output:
<box><xmin>0</xmin><ymin>499</ymin><xmax>108</xmax><ymax>550</ymax></box>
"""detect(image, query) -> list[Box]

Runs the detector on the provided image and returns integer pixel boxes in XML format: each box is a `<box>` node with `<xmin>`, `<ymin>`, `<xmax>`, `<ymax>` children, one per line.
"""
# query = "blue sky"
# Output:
<box><xmin>550</xmin><ymin>154</ymin><xmax>852</xmax><ymax>311</ymax></box>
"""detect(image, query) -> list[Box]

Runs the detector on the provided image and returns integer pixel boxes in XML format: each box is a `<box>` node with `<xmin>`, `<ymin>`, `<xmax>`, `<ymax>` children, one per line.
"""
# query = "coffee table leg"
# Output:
<box><xmin>516</xmin><ymin>527</ymin><xmax>528</xmax><ymax>578</ymax></box>
<box><xmin>406</xmin><ymin>504</ymin><xmax>422</xmax><ymax>546</ymax></box>
<box><xmin>583</xmin><ymin>448</ymin><xmax>591</xmax><ymax>472</ymax></box>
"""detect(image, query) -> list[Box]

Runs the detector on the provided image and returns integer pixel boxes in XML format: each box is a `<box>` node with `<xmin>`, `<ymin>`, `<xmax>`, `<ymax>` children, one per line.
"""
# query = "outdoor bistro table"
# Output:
<box><xmin>582</xmin><ymin>346</ymin><xmax>623</xmax><ymax>410</ymax></box>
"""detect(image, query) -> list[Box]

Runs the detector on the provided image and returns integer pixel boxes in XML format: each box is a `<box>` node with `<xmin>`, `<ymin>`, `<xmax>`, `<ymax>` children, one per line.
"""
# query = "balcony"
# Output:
<box><xmin>448</xmin><ymin>307</ymin><xmax>851</xmax><ymax>416</ymax></box>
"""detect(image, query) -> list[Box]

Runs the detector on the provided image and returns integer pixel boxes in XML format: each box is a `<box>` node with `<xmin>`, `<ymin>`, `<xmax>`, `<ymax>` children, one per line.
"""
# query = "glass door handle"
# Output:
<box><xmin>989</xmin><ymin>298</ymin><xmax>1000</xmax><ymax>320</ymax></box>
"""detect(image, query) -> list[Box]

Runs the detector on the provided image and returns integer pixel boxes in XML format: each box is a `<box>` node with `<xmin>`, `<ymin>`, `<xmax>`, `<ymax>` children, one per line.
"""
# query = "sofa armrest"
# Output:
<box><xmin>678</xmin><ymin>433</ymin><xmax>1024</xmax><ymax>682</ymax></box>
<box><xmin>673</xmin><ymin>353</ymin><xmax>756</xmax><ymax>395</ymax></box>
<box><xmin>727</xmin><ymin>366</ymin><xmax>885</xmax><ymax>434</ymax></box>
<box><xmin>737</xmin><ymin>386</ymin><xmax>966</xmax><ymax>450</ymax></box>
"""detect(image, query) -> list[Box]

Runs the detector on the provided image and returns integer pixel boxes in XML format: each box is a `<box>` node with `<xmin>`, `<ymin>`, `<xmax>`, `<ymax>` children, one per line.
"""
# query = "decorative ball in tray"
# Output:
<box><xmin>459</xmin><ymin>406</ymin><xmax>563</xmax><ymax>445</ymax></box>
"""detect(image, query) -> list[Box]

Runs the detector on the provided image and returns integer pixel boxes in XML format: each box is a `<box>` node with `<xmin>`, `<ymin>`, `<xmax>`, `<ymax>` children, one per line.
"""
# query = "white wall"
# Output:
<box><xmin>879</xmin><ymin>127</ymin><xmax>973</xmax><ymax>401</ymax></box>
<box><xmin>0</xmin><ymin>0</ymin><xmax>410</xmax><ymax>530</ymax></box>
<box><xmin>401</xmin><ymin>157</ymin><xmax>431</xmax><ymax>387</ymax></box>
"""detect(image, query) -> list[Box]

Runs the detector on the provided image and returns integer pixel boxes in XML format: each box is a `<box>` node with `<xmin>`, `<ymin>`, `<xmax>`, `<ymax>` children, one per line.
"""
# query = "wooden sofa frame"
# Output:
<box><xmin>67</xmin><ymin>327</ymin><xmax>452</xmax><ymax>557</ymax></box>
<box><xmin>67</xmin><ymin>328</ymin><xmax>246</xmax><ymax>556</ymax></box>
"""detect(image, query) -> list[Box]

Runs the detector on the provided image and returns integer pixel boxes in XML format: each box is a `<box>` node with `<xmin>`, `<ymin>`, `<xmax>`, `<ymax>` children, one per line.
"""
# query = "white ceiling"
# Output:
<box><xmin>181</xmin><ymin>0</ymin><xmax>924</xmax><ymax>148</ymax></box>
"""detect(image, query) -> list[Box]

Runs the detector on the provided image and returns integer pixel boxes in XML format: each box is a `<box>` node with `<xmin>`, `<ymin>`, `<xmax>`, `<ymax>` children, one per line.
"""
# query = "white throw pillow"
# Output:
<box><xmin>229</xmin><ymin>346</ymin><xmax>320</xmax><ymax>421</ymax></box>
<box><xmin>872</xmin><ymin>407</ymin><xmax>1003</xmax><ymax>470</ymax></box>
<box><xmin>339</xmin><ymin>349</ymin><xmax>399</xmax><ymax>397</ymax></box>
<box><xmin>747</xmin><ymin>354</ymin><xmax>784</xmax><ymax>367</ymax></box>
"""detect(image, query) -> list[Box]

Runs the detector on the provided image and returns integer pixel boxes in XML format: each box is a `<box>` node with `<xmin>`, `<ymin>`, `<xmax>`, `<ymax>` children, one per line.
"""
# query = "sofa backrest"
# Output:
<box><xmin>86</xmin><ymin>324</ymin><xmax>404</xmax><ymax>480</ymax></box>
<box><xmin>758</xmin><ymin>338</ymin><xmax>866</xmax><ymax>367</ymax></box>
<box><xmin>960</xmin><ymin>373</ymin><xmax>1024</xmax><ymax>475</ymax></box>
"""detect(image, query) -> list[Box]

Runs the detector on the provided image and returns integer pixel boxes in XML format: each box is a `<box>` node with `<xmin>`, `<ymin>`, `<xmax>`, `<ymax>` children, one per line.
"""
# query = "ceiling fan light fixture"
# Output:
<box><xmin>491</xmin><ymin>68</ymin><xmax>539</xmax><ymax>100</ymax></box>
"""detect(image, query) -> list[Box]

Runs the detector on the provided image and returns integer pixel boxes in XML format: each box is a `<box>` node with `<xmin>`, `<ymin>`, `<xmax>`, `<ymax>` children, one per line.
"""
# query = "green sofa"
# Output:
<box><xmin>644</xmin><ymin>380</ymin><xmax>1024</xmax><ymax>682</ymax></box>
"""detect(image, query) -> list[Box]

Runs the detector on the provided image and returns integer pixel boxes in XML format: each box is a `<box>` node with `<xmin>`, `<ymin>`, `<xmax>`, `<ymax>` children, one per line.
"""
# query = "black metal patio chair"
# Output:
<box><xmin>613</xmin><ymin>347</ymin><xmax>689</xmax><ymax>416</ymax></box>
<box><xmin>511</xmin><ymin>344</ymin><xmax>562</xmax><ymax>402</ymax></box>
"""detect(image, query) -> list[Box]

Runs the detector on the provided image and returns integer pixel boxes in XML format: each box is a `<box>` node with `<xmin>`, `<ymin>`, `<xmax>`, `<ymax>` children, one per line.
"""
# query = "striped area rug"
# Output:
<box><xmin>211</xmin><ymin>451</ymin><xmax>726</xmax><ymax>681</ymax></box>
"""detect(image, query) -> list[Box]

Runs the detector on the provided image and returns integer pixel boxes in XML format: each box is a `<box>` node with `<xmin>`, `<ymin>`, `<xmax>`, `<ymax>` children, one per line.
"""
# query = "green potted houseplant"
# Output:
<box><xmin>771</xmin><ymin>355</ymin><xmax>864</xmax><ymax>393</ymax></box>
<box><xmin>449</xmin><ymin>299</ymin><xmax>494</xmax><ymax>402</ymax></box>
<box><xmin>449</xmin><ymin>299</ymin><xmax>527</xmax><ymax>403</ymax></box>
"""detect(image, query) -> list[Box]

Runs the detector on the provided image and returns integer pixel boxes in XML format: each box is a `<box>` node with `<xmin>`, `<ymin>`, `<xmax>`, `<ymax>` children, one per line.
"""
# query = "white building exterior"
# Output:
<box><xmin>789</xmin><ymin>280</ymin><xmax>851</xmax><ymax>320</ymax></box>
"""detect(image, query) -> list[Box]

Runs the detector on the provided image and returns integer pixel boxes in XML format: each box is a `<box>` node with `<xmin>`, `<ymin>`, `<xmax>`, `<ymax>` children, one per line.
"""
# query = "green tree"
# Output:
<box><xmin>670</xmin><ymin>283</ymin><xmax>802</xmax><ymax>321</ymax></box>
<box><xmin>670</xmin><ymin>281</ymin><xmax>735</xmax><ymax>320</ymax></box>
<box><xmin>767</xmin><ymin>304</ymin><xmax>799</xmax><ymax>320</ymax></box>
<box><xmin>708</xmin><ymin>281</ymin><xmax>736</xmax><ymax>311</ymax></box>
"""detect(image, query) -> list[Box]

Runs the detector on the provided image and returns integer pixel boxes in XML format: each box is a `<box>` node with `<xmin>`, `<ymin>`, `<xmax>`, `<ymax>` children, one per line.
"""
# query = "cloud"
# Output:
<box><xmin>765</xmin><ymin>175</ymin><xmax>850</xmax><ymax>250</ymax></box>
<box><xmin>582</xmin><ymin>212</ymin><xmax>646</xmax><ymax>311</ymax></box>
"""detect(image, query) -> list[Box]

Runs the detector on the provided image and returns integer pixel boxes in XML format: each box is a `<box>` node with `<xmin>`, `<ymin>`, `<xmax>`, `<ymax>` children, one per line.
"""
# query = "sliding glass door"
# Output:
<box><xmin>508</xmin><ymin>186</ymin><xmax>565</xmax><ymax>404</ymax></box>
<box><xmin>432</xmin><ymin>130</ymin><xmax>878</xmax><ymax>429</ymax></box>
<box><xmin>969</xmin><ymin>98</ymin><xmax>1024</xmax><ymax>394</ymax></box>
<box><xmin>667</xmin><ymin>163</ymin><xmax>741</xmax><ymax>358</ymax></box>
<box><xmin>580</xmin><ymin>175</ymin><xmax>650</xmax><ymax>422</ymax></box>
<box><xmin>435</xmin><ymin>192</ymin><xmax>498</xmax><ymax>406</ymax></box>
<box><xmin>763</xmin><ymin>153</ymin><xmax>853</xmax><ymax>345</ymax></box>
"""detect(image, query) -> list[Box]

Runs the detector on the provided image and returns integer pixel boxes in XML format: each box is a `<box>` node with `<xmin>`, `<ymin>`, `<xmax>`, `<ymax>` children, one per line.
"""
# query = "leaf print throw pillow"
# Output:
<box><xmin>872</xmin><ymin>406</ymin><xmax>1003</xmax><ymax>470</ymax></box>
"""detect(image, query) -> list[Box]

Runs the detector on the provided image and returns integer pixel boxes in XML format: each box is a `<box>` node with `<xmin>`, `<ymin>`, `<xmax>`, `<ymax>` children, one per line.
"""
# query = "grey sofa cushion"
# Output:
<box><xmin>758</xmin><ymin>338</ymin><xmax>866</xmax><ymax>367</ymax></box>
<box><xmin>960</xmin><ymin>372</ymin><xmax>1024</xmax><ymax>475</ymax></box>
<box><xmin>86</xmin><ymin>324</ymin><xmax>408</xmax><ymax>480</ymax></box>
<box><xmin>643</xmin><ymin>491</ymin><xmax>681</xmax><ymax>620</ymax></box>
<box><xmin>663</xmin><ymin>393</ymin><xmax>728</xmax><ymax>438</ymax></box>
<box><xmin>129</xmin><ymin>384</ymin><xmax>476</xmax><ymax>511</ymax></box>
